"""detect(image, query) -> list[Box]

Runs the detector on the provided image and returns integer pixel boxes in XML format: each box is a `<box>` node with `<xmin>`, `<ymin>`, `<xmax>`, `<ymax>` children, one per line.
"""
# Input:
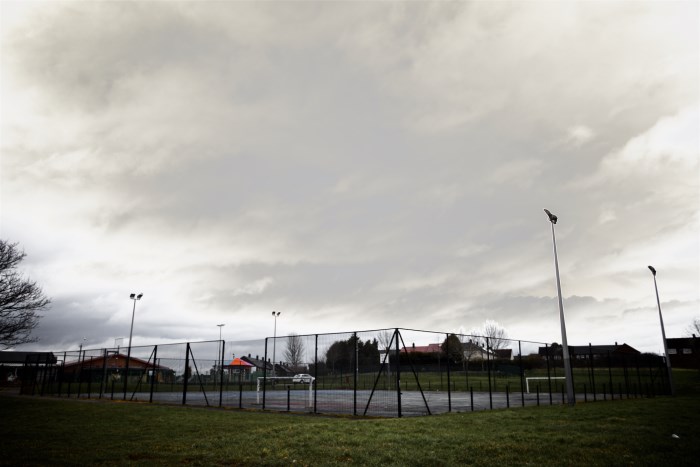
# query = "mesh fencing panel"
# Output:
<box><xmin>20</xmin><ymin>330</ymin><xmax>671</xmax><ymax>416</ymax></box>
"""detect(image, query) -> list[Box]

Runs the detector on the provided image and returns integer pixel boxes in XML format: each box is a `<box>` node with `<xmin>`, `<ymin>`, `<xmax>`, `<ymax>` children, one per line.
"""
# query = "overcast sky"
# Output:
<box><xmin>1</xmin><ymin>1</ymin><xmax>698</xmax><ymax>355</ymax></box>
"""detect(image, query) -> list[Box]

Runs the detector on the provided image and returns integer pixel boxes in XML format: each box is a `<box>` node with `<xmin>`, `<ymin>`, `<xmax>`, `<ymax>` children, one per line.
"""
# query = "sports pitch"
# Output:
<box><xmin>128</xmin><ymin>388</ymin><xmax>559</xmax><ymax>417</ymax></box>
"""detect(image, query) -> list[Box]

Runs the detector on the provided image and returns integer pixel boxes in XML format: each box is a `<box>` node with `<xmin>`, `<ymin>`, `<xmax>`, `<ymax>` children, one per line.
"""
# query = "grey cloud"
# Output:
<box><xmin>2</xmin><ymin>1</ymin><xmax>697</xmax><ymax>355</ymax></box>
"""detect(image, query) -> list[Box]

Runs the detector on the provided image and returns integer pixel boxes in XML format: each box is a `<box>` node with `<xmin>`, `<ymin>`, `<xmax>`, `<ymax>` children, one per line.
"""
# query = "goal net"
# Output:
<box><xmin>256</xmin><ymin>376</ymin><xmax>315</xmax><ymax>407</ymax></box>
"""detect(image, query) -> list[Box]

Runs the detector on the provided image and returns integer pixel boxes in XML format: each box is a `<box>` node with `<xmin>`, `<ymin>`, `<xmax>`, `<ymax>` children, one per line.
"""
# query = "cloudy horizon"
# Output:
<box><xmin>1</xmin><ymin>1</ymin><xmax>698</xmax><ymax>355</ymax></box>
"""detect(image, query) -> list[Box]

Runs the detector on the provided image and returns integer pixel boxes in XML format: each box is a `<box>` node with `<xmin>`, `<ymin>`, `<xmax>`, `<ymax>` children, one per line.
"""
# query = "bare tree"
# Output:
<box><xmin>687</xmin><ymin>317</ymin><xmax>700</xmax><ymax>336</ymax></box>
<box><xmin>377</xmin><ymin>329</ymin><xmax>394</xmax><ymax>353</ymax></box>
<box><xmin>376</xmin><ymin>329</ymin><xmax>394</xmax><ymax>377</ymax></box>
<box><xmin>482</xmin><ymin>320</ymin><xmax>509</xmax><ymax>350</ymax></box>
<box><xmin>468</xmin><ymin>320</ymin><xmax>509</xmax><ymax>351</ymax></box>
<box><xmin>284</xmin><ymin>333</ymin><xmax>305</xmax><ymax>371</ymax></box>
<box><xmin>1</xmin><ymin>240</ymin><xmax>50</xmax><ymax>349</ymax></box>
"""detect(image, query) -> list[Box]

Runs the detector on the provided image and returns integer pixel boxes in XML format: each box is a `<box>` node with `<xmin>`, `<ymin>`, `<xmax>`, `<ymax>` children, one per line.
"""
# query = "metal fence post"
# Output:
<box><xmin>486</xmin><ymin>337</ymin><xmax>492</xmax><ymax>410</ymax></box>
<box><xmin>100</xmin><ymin>348</ymin><xmax>108</xmax><ymax>399</ymax></box>
<box><xmin>183</xmin><ymin>342</ymin><xmax>190</xmax><ymax>405</ymax></box>
<box><xmin>219</xmin><ymin>341</ymin><xmax>225</xmax><ymax>408</ymax></box>
<box><xmin>58</xmin><ymin>352</ymin><xmax>66</xmax><ymax>397</ymax></box>
<box><xmin>446</xmin><ymin>334</ymin><xmax>452</xmax><ymax>413</ymax></box>
<box><xmin>569</xmin><ymin>346</ymin><xmax>576</xmax><ymax>404</ymax></box>
<box><xmin>314</xmin><ymin>334</ymin><xmax>318</xmax><ymax>414</ymax></box>
<box><xmin>39</xmin><ymin>356</ymin><xmax>49</xmax><ymax>396</ymax></box>
<box><xmin>262</xmin><ymin>338</ymin><xmax>268</xmax><ymax>410</ymax></box>
<box><xmin>86</xmin><ymin>355</ymin><xmax>93</xmax><ymax>399</ymax></box>
<box><xmin>123</xmin><ymin>347</ymin><xmax>130</xmax><ymax>401</ymax></box>
<box><xmin>395</xmin><ymin>328</ymin><xmax>401</xmax><ymax>418</ymax></box>
<box><xmin>589</xmin><ymin>343</ymin><xmax>596</xmax><ymax>401</ymax></box>
<box><xmin>77</xmin><ymin>350</ymin><xmax>85</xmax><ymax>399</ymax></box>
<box><xmin>518</xmin><ymin>341</ymin><xmax>525</xmax><ymax>407</ymax></box>
<box><xmin>545</xmin><ymin>343</ymin><xmax>552</xmax><ymax>405</ymax></box>
<box><xmin>150</xmin><ymin>345</ymin><xmax>158</xmax><ymax>403</ymax></box>
<box><xmin>353</xmin><ymin>332</ymin><xmax>358</xmax><ymax>416</ymax></box>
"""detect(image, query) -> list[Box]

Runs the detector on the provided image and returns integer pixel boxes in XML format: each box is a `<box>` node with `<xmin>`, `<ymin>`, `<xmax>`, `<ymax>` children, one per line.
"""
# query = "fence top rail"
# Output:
<box><xmin>397</xmin><ymin>328</ymin><xmax>550</xmax><ymax>346</ymax></box>
<box><xmin>50</xmin><ymin>339</ymin><xmax>222</xmax><ymax>355</ymax></box>
<box><xmin>267</xmin><ymin>327</ymin><xmax>550</xmax><ymax>347</ymax></box>
<box><xmin>39</xmin><ymin>329</ymin><xmax>552</xmax><ymax>357</ymax></box>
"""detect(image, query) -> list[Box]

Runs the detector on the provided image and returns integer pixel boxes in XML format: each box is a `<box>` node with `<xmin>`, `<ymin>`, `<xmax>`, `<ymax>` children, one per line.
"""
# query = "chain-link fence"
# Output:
<box><xmin>18</xmin><ymin>328</ymin><xmax>671</xmax><ymax>417</ymax></box>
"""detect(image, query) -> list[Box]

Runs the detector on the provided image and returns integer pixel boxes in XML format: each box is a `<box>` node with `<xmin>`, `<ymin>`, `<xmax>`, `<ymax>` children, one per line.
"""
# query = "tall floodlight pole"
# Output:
<box><xmin>124</xmin><ymin>293</ymin><xmax>143</xmax><ymax>399</ymax></box>
<box><xmin>648</xmin><ymin>266</ymin><xmax>675</xmax><ymax>396</ymax></box>
<box><xmin>127</xmin><ymin>293</ymin><xmax>143</xmax><ymax>358</ymax></box>
<box><xmin>544</xmin><ymin>209</ymin><xmax>575</xmax><ymax>406</ymax></box>
<box><xmin>271</xmin><ymin>311</ymin><xmax>280</xmax><ymax>376</ymax></box>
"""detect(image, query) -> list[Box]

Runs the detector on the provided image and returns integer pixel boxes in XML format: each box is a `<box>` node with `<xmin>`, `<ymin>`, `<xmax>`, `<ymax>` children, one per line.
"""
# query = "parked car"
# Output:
<box><xmin>292</xmin><ymin>373</ymin><xmax>313</xmax><ymax>383</ymax></box>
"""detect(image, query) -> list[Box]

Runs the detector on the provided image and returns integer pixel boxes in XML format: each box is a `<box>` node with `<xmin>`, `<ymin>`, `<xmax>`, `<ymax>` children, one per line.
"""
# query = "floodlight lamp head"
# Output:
<box><xmin>130</xmin><ymin>293</ymin><xmax>135</xmax><ymax>299</ymax></box>
<box><xmin>648</xmin><ymin>265</ymin><xmax>656</xmax><ymax>276</ymax></box>
<box><xmin>543</xmin><ymin>209</ymin><xmax>558</xmax><ymax>224</ymax></box>
<box><xmin>137</xmin><ymin>293</ymin><xmax>143</xmax><ymax>300</ymax></box>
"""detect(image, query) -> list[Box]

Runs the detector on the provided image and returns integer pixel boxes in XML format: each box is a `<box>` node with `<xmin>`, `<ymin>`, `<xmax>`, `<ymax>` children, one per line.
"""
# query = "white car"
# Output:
<box><xmin>292</xmin><ymin>373</ymin><xmax>313</xmax><ymax>383</ymax></box>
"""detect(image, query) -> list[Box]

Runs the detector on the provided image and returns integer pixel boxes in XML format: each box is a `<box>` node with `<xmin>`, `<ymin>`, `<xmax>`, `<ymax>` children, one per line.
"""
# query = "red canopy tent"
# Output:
<box><xmin>226</xmin><ymin>357</ymin><xmax>253</xmax><ymax>382</ymax></box>
<box><xmin>227</xmin><ymin>357</ymin><xmax>253</xmax><ymax>368</ymax></box>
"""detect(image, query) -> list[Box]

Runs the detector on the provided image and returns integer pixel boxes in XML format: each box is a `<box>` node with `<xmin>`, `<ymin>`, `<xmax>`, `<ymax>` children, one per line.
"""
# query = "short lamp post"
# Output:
<box><xmin>648</xmin><ymin>266</ymin><xmax>675</xmax><ymax>396</ymax></box>
<box><xmin>272</xmin><ymin>311</ymin><xmax>280</xmax><ymax>376</ymax></box>
<box><xmin>544</xmin><ymin>209</ymin><xmax>575</xmax><ymax>406</ymax></box>
<box><xmin>124</xmin><ymin>293</ymin><xmax>143</xmax><ymax>399</ymax></box>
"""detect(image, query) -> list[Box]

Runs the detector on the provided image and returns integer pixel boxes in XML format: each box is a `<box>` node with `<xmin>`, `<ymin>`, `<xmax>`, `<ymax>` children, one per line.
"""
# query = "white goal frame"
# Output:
<box><xmin>256</xmin><ymin>376</ymin><xmax>315</xmax><ymax>407</ymax></box>
<box><xmin>525</xmin><ymin>376</ymin><xmax>565</xmax><ymax>393</ymax></box>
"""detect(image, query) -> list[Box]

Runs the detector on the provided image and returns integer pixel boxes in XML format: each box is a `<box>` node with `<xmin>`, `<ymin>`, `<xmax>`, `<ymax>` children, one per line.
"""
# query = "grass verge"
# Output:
<box><xmin>1</xmin><ymin>391</ymin><xmax>699</xmax><ymax>466</ymax></box>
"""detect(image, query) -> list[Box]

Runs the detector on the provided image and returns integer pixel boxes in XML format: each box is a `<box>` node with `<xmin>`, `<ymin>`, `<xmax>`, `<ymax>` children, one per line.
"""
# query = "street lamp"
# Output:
<box><xmin>648</xmin><ymin>266</ymin><xmax>675</xmax><ymax>396</ymax></box>
<box><xmin>125</xmin><ymin>293</ymin><xmax>143</xmax><ymax>399</ymax></box>
<box><xmin>271</xmin><ymin>311</ymin><xmax>281</xmax><ymax>376</ymax></box>
<box><xmin>217</xmin><ymin>323</ymin><xmax>225</xmax><ymax>367</ymax></box>
<box><xmin>544</xmin><ymin>209</ymin><xmax>575</xmax><ymax>406</ymax></box>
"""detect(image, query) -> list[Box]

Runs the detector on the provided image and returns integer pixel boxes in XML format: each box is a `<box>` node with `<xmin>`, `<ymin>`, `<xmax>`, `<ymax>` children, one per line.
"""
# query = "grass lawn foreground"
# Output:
<box><xmin>1</xmin><ymin>389</ymin><xmax>699</xmax><ymax>466</ymax></box>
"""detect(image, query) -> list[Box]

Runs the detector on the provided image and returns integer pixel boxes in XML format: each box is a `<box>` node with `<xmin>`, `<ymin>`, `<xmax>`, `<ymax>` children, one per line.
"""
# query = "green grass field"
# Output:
<box><xmin>2</xmin><ymin>378</ymin><xmax>700</xmax><ymax>466</ymax></box>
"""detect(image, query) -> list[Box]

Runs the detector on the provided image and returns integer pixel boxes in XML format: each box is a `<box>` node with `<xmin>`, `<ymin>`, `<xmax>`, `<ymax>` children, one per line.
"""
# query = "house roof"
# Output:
<box><xmin>61</xmin><ymin>353</ymin><xmax>171</xmax><ymax>370</ymax></box>
<box><xmin>538</xmin><ymin>343</ymin><xmax>640</xmax><ymax>356</ymax></box>
<box><xmin>666</xmin><ymin>336</ymin><xmax>699</xmax><ymax>347</ymax></box>
<box><xmin>402</xmin><ymin>343</ymin><xmax>442</xmax><ymax>353</ymax></box>
<box><xmin>463</xmin><ymin>342</ymin><xmax>486</xmax><ymax>352</ymax></box>
<box><xmin>241</xmin><ymin>356</ymin><xmax>271</xmax><ymax>369</ymax></box>
<box><xmin>494</xmin><ymin>349</ymin><xmax>512</xmax><ymax>359</ymax></box>
<box><xmin>0</xmin><ymin>351</ymin><xmax>57</xmax><ymax>365</ymax></box>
